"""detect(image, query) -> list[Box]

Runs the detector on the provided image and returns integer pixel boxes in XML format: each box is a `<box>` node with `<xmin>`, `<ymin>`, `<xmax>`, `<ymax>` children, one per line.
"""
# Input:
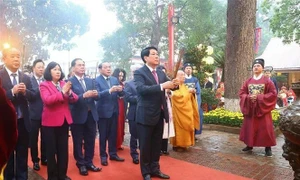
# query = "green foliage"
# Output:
<box><xmin>101</xmin><ymin>0</ymin><xmax>227</xmax><ymax>67</ymax></box>
<box><xmin>201</xmin><ymin>88</ymin><xmax>219</xmax><ymax>105</ymax></box>
<box><xmin>101</xmin><ymin>0</ymin><xmax>169</xmax><ymax>66</ymax></box>
<box><xmin>175</xmin><ymin>0</ymin><xmax>227</xmax><ymax>49</ymax></box>
<box><xmin>274</xmin><ymin>74</ymin><xmax>288</xmax><ymax>83</ymax></box>
<box><xmin>204</xmin><ymin>108</ymin><xmax>280</xmax><ymax>127</ymax></box>
<box><xmin>183</xmin><ymin>44</ymin><xmax>216</xmax><ymax>85</ymax></box>
<box><xmin>0</xmin><ymin>1</ymin><xmax>90</xmax><ymax>60</ymax></box>
<box><xmin>262</xmin><ymin>0</ymin><xmax>300</xmax><ymax>43</ymax></box>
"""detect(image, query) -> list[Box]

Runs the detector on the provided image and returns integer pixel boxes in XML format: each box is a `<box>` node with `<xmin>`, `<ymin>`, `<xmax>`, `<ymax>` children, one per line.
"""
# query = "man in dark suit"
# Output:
<box><xmin>0</xmin><ymin>47</ymin><xmax>34</xmax><ymax>180</ymax></box>
<box><xmin>69</xmin><ymin>58</ymin><xmax>102</xmax><ymax>176</ymax></box>
<box><xmin>134</xmin><ymin>46</ymin><xmax>177</xmax><ymax>180</ymax></box>
<box><xmin>124</xmin><ymin>65</ymin><xmax>142</xmax><ymax>165</ymax></box>
<box><xmin>203</xmin><ymin>77</ymin><xmax>213</xmax><ymax>89</ymax></box>
<box><xmin>29</xmin><ymin>59</ymin><xmax>47</xmax><ymax>171</ymax></box>
<box><xmin>95</xmin><ymin>62</ymin><xmax>125</xmax><ymax>166</ymax></box>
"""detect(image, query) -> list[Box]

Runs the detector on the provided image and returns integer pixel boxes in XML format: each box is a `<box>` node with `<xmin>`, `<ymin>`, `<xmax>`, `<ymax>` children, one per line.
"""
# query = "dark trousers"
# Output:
<box><xmin>98</xmin><ymin>113</ymin><xmax>118</xmax><ymax>159</ymax></box>
<box><xmin>137</xmin><ymin>111</ymin><xmax>164</xmax><ymax>176</ymax></box>
<box><xmin>30</xmin><ymin>119</ymin><xmax>47</xmax><ymax>163</ymax></box>
<box><xmin>128</xmin><ymin>120</ymin><xmax>138</xmax><ymax>159</ymax></box>
<box><xmin>161</xmin><ymin>139</ymin><xmax>168</xmax><ymax>152</ymax></box>
<box><xmin>4</xmin><ymin>118</ymin><xmax>29</xmax><ymax>180</ymax></box>
<box><xmin>71</xmin><ymin>112</ymin><xmax>96</xmax><ymax>168</ymax></box>
<box><xmin>43</xmin><ymin>121</ymin><xmax>69</xmax><ymax>180</ymax></box>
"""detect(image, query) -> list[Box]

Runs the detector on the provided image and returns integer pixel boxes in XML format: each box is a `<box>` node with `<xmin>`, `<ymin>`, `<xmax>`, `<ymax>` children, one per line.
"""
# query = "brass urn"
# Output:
<box><xmin>279</xmin><ymin>82</ymin><xmax>300</xmax><ymax>180</ymax></box>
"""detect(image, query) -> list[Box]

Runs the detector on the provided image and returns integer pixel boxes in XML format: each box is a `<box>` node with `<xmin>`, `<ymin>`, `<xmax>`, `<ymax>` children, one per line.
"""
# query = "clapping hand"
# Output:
<box><xmin>83</xmin><ymin>90</ymin><xmax>98</xmax><ymax>98</ymax></box>
<box><xmin>62</xmin><ymin>81</ymin><xmax>72</xmax><ymax>95</ymax></box>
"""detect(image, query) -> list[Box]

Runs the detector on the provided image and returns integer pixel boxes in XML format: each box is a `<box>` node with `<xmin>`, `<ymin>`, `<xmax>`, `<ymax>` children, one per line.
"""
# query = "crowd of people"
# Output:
<box><xmin>0</xmin><ymin>46</ymin><xmax>203</xmax><ymax>180</ymax></box>
<box><xmin>0</xmin><ymin>46</ymin><xmax>295</xmax><ymax>180</ymax></box>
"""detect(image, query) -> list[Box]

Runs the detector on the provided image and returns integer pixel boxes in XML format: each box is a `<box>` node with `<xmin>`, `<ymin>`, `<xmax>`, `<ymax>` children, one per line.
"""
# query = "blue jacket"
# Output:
<box><xmin>69</xmin><ymin>76</ymin><xmax>99</xmax><ymax>124</ymax></box>
<box><xmin>124</xmin><ymin>80</ymin><xmax>137</xmax><ymax>121</ymax></box>
<box><xmin>29</xmin><ymin>76</ymin><xmax>44</xmax><ymax>120</ymax></box>
<box><xmin>95</xmin><ymin>75</ymin><xmax>123</xmax><ymax>119</ymax></box>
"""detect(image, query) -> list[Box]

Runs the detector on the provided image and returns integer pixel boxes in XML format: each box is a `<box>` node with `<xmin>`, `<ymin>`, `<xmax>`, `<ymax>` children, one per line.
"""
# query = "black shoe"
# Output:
<box><xmin>101</xmin><ymin>160</ymin><xmax>108</xmax><ymax>166</ymax></box>
<box><xmin>33</xmin><ymin>162</ymin><xmax>40</xmax><ymax>171</ymax></box>
<box><xmin>133</xmin><ymin>158</ymin><xmax>139</xmax><ymax>164</ymax></box>
<box><xmin>151</xmin><ymin>171</ymin><xmax>170</xmax><ymax>179</ymax></box>
<box><xmin>144</xmin><ymin>174</ymin><xmax>152</xmax><ymax>180</ymax></box>
<box><xmin>41</xmin><ymin>160</ymin><xmax>47</xmax><ymax>166</ymax></box>
<box><xmin>65</xmin><ymin>176</ymin><xmax>71</xmax><ymax>180</ymax></box>
<box><xmin>242</xmin><ymin>146</ymin><xmax>253</xmax><ymax>152</ymax></box>
<box><xmin>265</xmin><ymin>147</ymin><xmax>272</xmax><ymax>157</ymax></box>
<box><xmin>86</xmin><ymin>164</ymin><xmax>102</xmax><ymax>172</ymax></box>
<box><xmin>79</xmin><ymin>166</ymin><xmax>88</xmax><ymax>176</ymax></box>
<box><xmin>161</xmin><ymin>151</ymin><xmax>169</xmax><ymax>155</ymax></box>
<box><xmin>109</xmin><ymin>156</ymin><xmax>125</xmax><ymax>162</ymax></box>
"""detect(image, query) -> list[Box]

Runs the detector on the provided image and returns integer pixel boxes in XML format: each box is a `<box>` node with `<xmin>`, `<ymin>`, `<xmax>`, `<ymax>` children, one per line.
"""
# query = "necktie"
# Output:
<box><xmin>11</xmin><ymin>73</ymin><xmax>22</xmax><ymax>118</ymax></box>
<box><xmin>106</xmin><ymin>77</ymin><xmax>111</xmax><ymax>87</ymax></box>
<box><xmin>79</xmin><ymin>78</ymin><xmax>87</xmax><ymax>92</ymax></box>
<box><xmin>152</xmin><ymin>70</ymin><xmax>163</xmax><ymax>110</ymax></box>
<box><xmin>152</xmin><ymin>70</ymin><xmax>159</xmax><ymax>84</ymax></box>
<box><xmin>37</xmin><ymin>78</ymin><xmax>43</xmax><ymax>85</ymax></box>
<box><xmin>11</xmin><ymin>73</ymin><xmax>17</xmax><ymax>85</ymax></box>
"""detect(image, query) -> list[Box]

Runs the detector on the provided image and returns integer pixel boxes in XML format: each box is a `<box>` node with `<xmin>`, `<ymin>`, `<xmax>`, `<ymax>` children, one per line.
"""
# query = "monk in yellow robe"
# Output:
<box><xmin>170</xmin><ymin>70</ymin><xmax>200</xmax><ymax>151</ymax></box>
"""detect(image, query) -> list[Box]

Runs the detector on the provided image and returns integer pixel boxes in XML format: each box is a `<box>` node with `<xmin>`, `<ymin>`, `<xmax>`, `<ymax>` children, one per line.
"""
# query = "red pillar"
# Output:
<box><xmin>168</xmin><ymin>4</ymin><xmax>174</xmax><ymax>72</ymax></box>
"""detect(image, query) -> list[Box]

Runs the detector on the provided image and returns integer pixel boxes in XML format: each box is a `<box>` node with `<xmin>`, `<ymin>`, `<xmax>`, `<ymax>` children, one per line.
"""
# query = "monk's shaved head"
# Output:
<box><xmin>176</xmin><ymin>70</ymin><xmax>185</xmax><ymax>84</ymax></box>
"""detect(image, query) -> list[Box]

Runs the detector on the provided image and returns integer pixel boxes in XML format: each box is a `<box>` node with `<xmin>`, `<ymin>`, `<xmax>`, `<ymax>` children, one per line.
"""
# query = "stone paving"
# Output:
<box><xmin>28</xmin><ymin>123</ymin><xmax>294</xmax><ymax>180</ymax></box>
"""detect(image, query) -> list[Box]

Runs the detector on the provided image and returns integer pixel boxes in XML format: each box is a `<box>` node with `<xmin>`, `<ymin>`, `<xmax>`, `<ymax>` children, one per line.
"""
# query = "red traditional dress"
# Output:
<box><xmin>239</xmin><ymin>75</ymin><xmax>277</xmax><ymax>147</ymax></box>
<box><xmin>116</xmin><ymin>82</ymin><xmax>125</xmax><ymax>149</ymax></box>
<box><xmin>0</xmin><ymin>82</ymin><xmax>18</xmax><ymax>176</ymax></box>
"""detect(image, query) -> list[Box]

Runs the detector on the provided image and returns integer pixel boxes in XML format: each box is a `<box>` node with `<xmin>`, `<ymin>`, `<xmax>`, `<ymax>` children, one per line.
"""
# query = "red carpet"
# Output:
<box><xmin>29</xmin><ymin>138</ymin><xmax>250</xmax><ymax>180</ymax></box>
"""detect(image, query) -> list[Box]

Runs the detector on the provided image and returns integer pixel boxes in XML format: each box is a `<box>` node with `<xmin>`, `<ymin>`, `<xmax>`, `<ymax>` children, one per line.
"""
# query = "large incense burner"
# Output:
<box><xmin>279</xmin><ymin>82</ymin><xmax>300</xmax><ymax>180</ymax></box>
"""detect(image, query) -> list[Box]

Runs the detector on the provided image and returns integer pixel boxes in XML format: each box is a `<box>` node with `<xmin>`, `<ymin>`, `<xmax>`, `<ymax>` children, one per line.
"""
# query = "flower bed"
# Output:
<box><xmin>203</xmin><ymin>108</ymin><xmax>280</xmax><ymax>127</ymax></box>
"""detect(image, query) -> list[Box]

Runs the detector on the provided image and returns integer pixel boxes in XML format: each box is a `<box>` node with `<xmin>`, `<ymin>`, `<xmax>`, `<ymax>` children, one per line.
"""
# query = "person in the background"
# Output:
<box><xmin>124</xmin><ymin>65</ymin><xmax>142</xmax><ymax>164</ymax></box>
<box><xmin>170</xmin><ymin>70</ymin><xmax>199</xmax><ymax>152</ymax></box>
<box><xmin>239</xmin><ymin>58</ymin><xmax>277</xmax><ymax>157</ymax></box>
<box><xmin>287</xmin><ymin>87</ymin><xmax>296</xmax><ymax>105</ymax></box>
<box><xmin>29</xmin><ymin>59</ymin><xmax>47</xmax><ymax>171</ymax></box>
<box><xmin>112</xmin><ymin>68</ymin><xmax>127</xmax><ymax>151</ymax></box>
<box><xmin>278</xmin><ymin>86</ymin><xmax>288</xmax><ymax>107</ymax></box>
<box><xmin>69</xmin><ymin>58</ymin><xmax>101</xmax><ymax>176</ymax></box>
<box><xmin>0</xmin><ymin>79</ymin><xmax>18</xmax><ymax>180</ymax></box>
<box><xmin>156</xmin><ymin>65</ymin><xmax>170</xmax><ymax>155</ymax></box>
<box><xmin>183</xmin><ymin>63</ymin><xmax>203</xmax><ymax>138</ymax></box>
<box><xmin>264</xmin><ymin>67</ymin><xmax>278</xmax><ymax>93</ymax></box>
<box><xmin>95</xmin><ymin>62</ymin><xmax>125</xmax><ymax>166</ymax></box>
<box><xmin>40</xmin><ymin>61</ymin><xmax>78</xmax><ymax>180</ymax></box>
<box><xmin>203</xmin><ymin>77</ymin><xmax>213</xmax><ymax>90</ymax></box>
<box><xmin>1</xmin><ymin>47</ymin><xmax>34</xmax><ymax>180</ymax></box>
<box><xmin>215</xmin><ymin>82</ymin><xmax>225</xmax><ymax>107</ymax></box>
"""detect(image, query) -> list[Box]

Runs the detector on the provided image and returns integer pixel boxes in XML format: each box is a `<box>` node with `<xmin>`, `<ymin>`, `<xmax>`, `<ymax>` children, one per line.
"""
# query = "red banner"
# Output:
<box><xmin>254</xmin><ymin>27</ymin><xmax>262</xmax><ymax>54</ymax></box>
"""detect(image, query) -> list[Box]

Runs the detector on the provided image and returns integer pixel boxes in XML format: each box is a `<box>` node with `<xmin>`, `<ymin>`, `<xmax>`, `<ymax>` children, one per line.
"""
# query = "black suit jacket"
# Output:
<box><xmin>29</xmin><ymin>76</ymin><xmax>43</xmax><ymax>120</ymax></box>
<box><xmin>134</xmin><ymin>65</ymin><xmax>169</xmax><ymax>126</ymax></box>
<box><xmin>204</xmin><ymin>81</ymin><xmax>213</xmax><ymax>89</ymax></box>
<box><xmin>0</xmin><ymin>69</ymin><xmax>34</xmax><ymax>132</ymax></box>
<box><xmin>124</xmin><ymin>80</ymin><xmax>137</xmax><ymax>121</ymax></box>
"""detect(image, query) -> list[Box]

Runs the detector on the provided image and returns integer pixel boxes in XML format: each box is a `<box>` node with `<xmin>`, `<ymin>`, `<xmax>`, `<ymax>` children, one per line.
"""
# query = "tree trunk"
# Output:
<box><xmin>224</xmin><ymin>0</ymin><xmax>257</xmax><ymax>112</ymax></box>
